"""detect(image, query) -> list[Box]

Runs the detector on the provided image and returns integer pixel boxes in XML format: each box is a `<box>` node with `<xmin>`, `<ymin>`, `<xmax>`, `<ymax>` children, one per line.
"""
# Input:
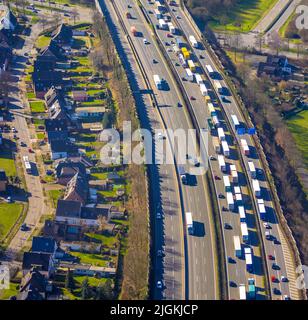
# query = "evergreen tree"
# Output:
<box><xmin>81</xmin><ymin>277</ymin><xmax>91</xmax><ymax>300</ymax></box>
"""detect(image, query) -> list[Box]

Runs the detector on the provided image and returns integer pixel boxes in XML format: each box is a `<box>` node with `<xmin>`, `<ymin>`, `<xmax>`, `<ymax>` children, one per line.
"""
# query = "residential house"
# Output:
<box><xmin>74</xmin><ymin>106</ymin><xmax>106</xmax><ymax>119</ymax></box>
<box><xmin>19</xmin><ymin>268</ymin><xmax>49</xmax><ymax>300</ymax></box>
<box><xmin>55</xmin><ymin>159</ymin><xmax>87</xmax><ymax>185</ymax></box>
<box><xmin>22</xmin><ymin>252</ymin><xmax>55</xmax><ymax>277</ymax></box>
<box><xmin>49</xmin><ymin>140</ymin><xmax>77</xmax><ymax>160</ymax></box>
<box><xmin>62</xmin><ymin>155</ymin><xmax>93</xmax><ymax>168</ymax></box>
<box><xmin>0</xmin><ymin>37</ymin><xmax>11</xmax><ymax>74</ymax></box>
<box><xmin>45</xmin><ymin>86</ymin><xmax>63</xmax><ymax>108</ymax></box>
<box><xmin>0</xmin><ymin>8</ymin><xmax>18</xmax><ymax>32</ymax></box>
<box><xmin>51</xmin><ymin>24</ymin><xmax>73</xmax><ymax>47</ymax></box>
<box><xmin>32</xmin><ymin>236</ymin><xmax>58</xmax><ymax>256</ymax></box>
<box><xmin>0</xmin><ymin>169</ymin><xmax>7</xmax><ymax>192</ymax></box>
<box><xmin>72</xmin><ymin>91</ymin><xmax>88</xmax><ymax>102</ymax></box>
<box><xmin>55</xmin><ymin>200</ymin><xmax>118</xmax><ymax>227</ymax></box>
<box><xmin>107</xmin><ymin>172</ymin><xmax>122</xmax><ymax>183</ymax></box>
<box><xmin>45</xmin><ymin>119</ymin><xmax>68</xmax><ymax>142</ymax></box>
<box><xmin>89</xmin><ymin>179</ymin><xmax>113</xmax><ymax>191</ymax></box>
<box><xmin>258</xmin><ymin>55</ymin><xmax>295</xmax><ymax>79</ymax></box>
<box><xmin>60</xmin><ymin>262</ymin><xmax>116</xmax><ymax>278</ymax></box>
<box><xmin>63</xmin><ymin>172</ymin><xmax>89</xmax><ymax>205</ymax></box>
<box><xmin>38</xmin><ymin>40</ymin><xmax>65</xmax><ymax>62</ymax></box>
<box><xmin>33</xmin><ymin>70</ymin><xmax>65</xmax><ymax>99</ymax></box>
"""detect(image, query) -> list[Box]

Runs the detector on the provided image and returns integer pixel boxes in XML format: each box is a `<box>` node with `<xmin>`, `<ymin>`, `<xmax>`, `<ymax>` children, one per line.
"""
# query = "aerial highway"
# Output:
<box><xmin>139</xmin><ymin>0</ymin><xmax>267</xmax><ymax>300</ymax></box>
<box><xmin>164</xmin><ymin>0</ymin><xmax>301</xmax><ymax>300</ymax></box>
<box><xmin>98</xmin><ymin>0</ymin><xmax>219</xmax><ymax>300</ymax></box>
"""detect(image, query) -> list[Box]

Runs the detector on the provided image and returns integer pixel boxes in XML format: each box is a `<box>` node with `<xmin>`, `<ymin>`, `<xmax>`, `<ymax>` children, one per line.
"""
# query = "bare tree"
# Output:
<box><xmin>97</xmin><ymin>215</ymin><xmax>108</xmax><ymax>232</ymax></box>
<box><xmin>0</xmin><ymin>71</ymin><xmax>12</xmax><ymax>108</ymax></box>
<box><xmin>71</xmin><ymin>7</ymin><xmax>80</xmax><ymax>25</ymax></box>
<box><xmin>268</xmin><ymin>31</ymin><xmax>283</xmax><ymax>55</ymax></box>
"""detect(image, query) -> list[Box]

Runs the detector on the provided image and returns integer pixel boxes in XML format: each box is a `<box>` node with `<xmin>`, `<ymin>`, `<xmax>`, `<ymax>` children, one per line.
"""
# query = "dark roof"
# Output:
<box><xmin>7</xmin><ymin>10</ymin><xmax>18</xmax><ymax>28</ymax></box>
<box><xmin>32</xmin><ymin>236</ymin><xmax>57</xmax><ymax>254</ymax></box>
<box><xmin>0</xmin><ymin>169</ymin><xmax>7</xmax><ymax>181</ymax></box>
<box><xmin>19</xmin><ymin>268</ymin><xmax>47</xmax><ymax>300</ymax></box>
<box><xmin>55</xmin><ymin>159</ymin><xmax>86</xmax><ymax>179</ymax></box>
<box><xmin>45</xmin><ymin>118</ymin><xmax>67</xmax><ymax>132</ymax></box>
<box><xmin>107</xmin><ymin>172</ymin><xmax>121</xmax><ymax>180</ymax></box>
<box><xmin>52</xmin><ymin>24</ymin><xmax>73</xmax><ymax>44</ymax></box>
<box><xmin>39</xmin><ymin>40</ymin><xmax>65</xmax><ymax>61</ymax></box>
<box><xmin>44</xmin><ymin>86</ymin><xmax>64</xmax><ymax>108</ymax></box>
<box><xmin>22</xmin><ymin>252</ymin><xmax>52</xmax><ymax>272</ymax></box>
<box><xmin>50</xmin><ymin>139</ymin><xmax>76</xmax><ymax>153</ymax></box>
<box><xmin>58</xmin><ymin>155</ymin><xmax>93</xmax><ymax>168</ymax></box>
<box><xmin>55</xmin><ymin>199</ymin><xmax>82</xmax><ymax>218</ymax></box>
<box><xmin>81</xmin><ymin>205</ymin><xmax>112</xmax><ymax>220</ymax></box>
<box><xmin>64</xmin><ymin>172</ymin><xmax>89</xmax><ymax>203</ymax></box>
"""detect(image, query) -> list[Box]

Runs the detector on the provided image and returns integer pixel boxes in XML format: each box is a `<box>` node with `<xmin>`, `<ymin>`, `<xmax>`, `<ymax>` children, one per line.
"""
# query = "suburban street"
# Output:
<box><xmin>1</xmin><ymin>23</ymin><xmax>46</xmax><ymax>261</ymax></box>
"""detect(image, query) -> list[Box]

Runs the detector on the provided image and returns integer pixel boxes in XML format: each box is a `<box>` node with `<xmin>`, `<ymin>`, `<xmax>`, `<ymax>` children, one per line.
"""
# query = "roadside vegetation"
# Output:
<box><xmin>91</xmin><ymin>10</ymin><xmax>149</xmax><ymax>300</ymax></box>
<box><xmin>184</xmin><ymin>0</ymin><xmax>279</xmax><ymax>32</ymax></box>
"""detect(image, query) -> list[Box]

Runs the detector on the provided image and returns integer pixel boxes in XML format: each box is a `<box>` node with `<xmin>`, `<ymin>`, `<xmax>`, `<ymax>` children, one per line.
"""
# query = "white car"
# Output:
<box><xmin>156</xmin><ymin>212</ymin><xmax>162</xmax><ymax>219</ymax></box>
<box><xmin>157</xmin><ymin>280</ymin><xmax>163</xmax><ymax>289</ymax></box>
<box><xmin>157</xmin><ymin>132</ymin><xmax>165</xmax><ymax>140</ymax></box>
<box><xmin>263</xmin><ymin>222</ymin><xmax>271</xmax><ymax>229</ymax></box>
<box><xmin>283</xmin><ymin>295</ymin><xmax>290</xmax><ymax>300</ymax></box>
<box><xmin>143</xmin><ymin>38</ymin><xmax>148</xmax><ymax>44</ymax></box>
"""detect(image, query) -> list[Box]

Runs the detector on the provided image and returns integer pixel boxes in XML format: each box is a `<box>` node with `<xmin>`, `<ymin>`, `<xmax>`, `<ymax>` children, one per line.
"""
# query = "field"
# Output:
<box><xmin>29</xmin><ymin>101</ymin><xmax>46</xmax><ymax>113</ymax></box>
<box><xmin>0</xmin><ymin>203</ymin><xmax>24</xmax><ymax>241</ymax></box>
<box><xmin>286</xmin><ymin>111</ymin><xmax>308</xmax><ymax>167</ymax></box>
<box><xmin>209</xmin><ymin>0</ymin><xmax>278</xmax><ymax>32</ymax></box>
<box><xmin>0</xmin><ymin>149</ymin><xmax>17</xmax><ymax>177</ymax></box>
<box><xmin>0</xmin><ymin>282</ymin><xmax>19</xmax><ymax>300</ymax></box>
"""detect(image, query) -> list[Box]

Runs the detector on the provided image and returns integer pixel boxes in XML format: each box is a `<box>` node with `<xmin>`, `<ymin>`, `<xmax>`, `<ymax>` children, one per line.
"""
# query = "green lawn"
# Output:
<box><xmin>36</xmin><ymin>132</ymin><xmax>46</xmax><ymax>140</ymax></box>
<box><xmin>85</xmin><ymin>233</ymin><xmax>118</xmax><ymax>247</ymax></box>
<box><xmin>29</xmin><ymin>101</ymin><xmax>45</xmax><ymax>113</ymax></box>
<box><xmin>49</xmin><ymin>189</ymin><xmax>64</xmax><ymax>207</ymax></box>
<box><xmin>209</xmin><ymin>0</ymin><xmax>279</xmax><ymax>32</ymax></box>
<box><xmin>26</xmin><ymin>92</ymin><xmax>36</xmax><ymax>99</ymax></box>
<box><xmin>0</xmin><ymin>282</ymin><xmax>19</xmax><ymax>300</ymax></box>
<box><xmin>0</xmin><ymin>149</ymin><xmax>17</xmax><ymax>177</ymax></box>
<box><xmin>287</xmin><ymin>111</ymin><xmax>308</xmax><ymax>168</ymax></box>
<box><xmin>0</xmin><ymin>203</ymin><xmax>24</xmax><ymax>241</ymax></box>
<box><xmin>36</xmin><ymin>35</ymin><xmax>51</xmax><ymax>49</ymax></box>
<box><xmin>70</xmin><ymin>252</ymin><xmax>109</xmax><ymax>267</ymax></box>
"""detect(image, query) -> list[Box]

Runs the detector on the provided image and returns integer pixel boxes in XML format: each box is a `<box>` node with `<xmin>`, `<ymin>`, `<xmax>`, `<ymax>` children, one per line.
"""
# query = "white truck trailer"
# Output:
<box><xmin>241</xmin><ymin>139</ymin><xmax>250</xmax><ymax>156</ymax></box>
<box><xmin>248</xmin><ymin>161</ymin><xmax>256</xmax><ymax>178</ymax></box>
<box><xmin>221</xmin><ymin>140</ymin><xmax>230</xmax><ymax>157</ymax></box>
<box><xmin>227</xmin><ymin>192</ymin><xmax>234</xmax><ymax>211</ymax></box>
<box><xmin>241</xmin><ymin>222</ymin><xmax>249</xmax><ymax>242</ymax></box>
<box><xmin>234</xmin><ymin>235</ymin><xmax>242</xmax><ymax>258</ymax></box>
<box><xmin>153</xmin><ymin>74</ymin><xmax>163</xmax><ymax>90</ymax></box>
<box><xmin>217</xmin><ymin>127</ymin><xmax>225</xmax><ymax>142</ymax></box>
<box><xmin>252</xmin><ymin>179</ymin><xmax>261</xmax><ymax>197</ymax></box>
<box><xmin>189</xmin><ymin>35</ymin><xmax>198</xmax><ymax>48</ymax></box>
<box><xmin>218</xmin><ymin>155</ymin><xmax>226</xmax><ymax>172</ymax></box>
<box><xmin>185</xmin><ymin>212</ymin><xmax>194</xmax><ymax>235</ymax></box>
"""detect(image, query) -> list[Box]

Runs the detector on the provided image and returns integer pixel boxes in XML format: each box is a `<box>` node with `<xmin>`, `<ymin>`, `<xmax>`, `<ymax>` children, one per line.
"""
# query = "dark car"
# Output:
<box><xmin>218</xmin><ymin>193</ymin><xmax>225</xmax><ymax>199</ymax></box>
<box><xmin>272</xmin><ymin>263</ymin><xmax>280</xmax><ymax>270</ymax></box>
<box><xmin>229</xmin><ymin>281</ymin><xmax>237</xmax><ymax>287</ymax></box>
<box><xmin>224</xmin><ymin>223</ymin><xmax>232</xmax><ymax>230</ymax></box>
<box><xmin>273</xmin><ymin>288</ymin><xmax>281</xmax><ymax>295</ymax></box>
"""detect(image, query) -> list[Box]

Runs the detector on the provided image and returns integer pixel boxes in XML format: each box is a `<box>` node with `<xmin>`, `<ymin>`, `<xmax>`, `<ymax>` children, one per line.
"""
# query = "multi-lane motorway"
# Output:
<box><xmin>98</xmin><ymin>0</ymin><xmax>303</xmax><ymax>300</ymax></box>
<box><xmin>99</xmin><ymin>0</ymin><xmax>219</xmax><ymax>300</ymax></box>
<box><xmin>165</xmin><ymin>0</ymin><xmax>301</xmax><ymax>300</ymax></box>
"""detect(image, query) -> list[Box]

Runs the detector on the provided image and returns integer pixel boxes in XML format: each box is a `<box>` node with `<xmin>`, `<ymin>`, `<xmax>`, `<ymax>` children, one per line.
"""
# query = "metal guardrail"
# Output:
<box><xmin>180</xmin><ymin>0</ymin><xmax>307</xmax><ymax>300</ymax></box>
